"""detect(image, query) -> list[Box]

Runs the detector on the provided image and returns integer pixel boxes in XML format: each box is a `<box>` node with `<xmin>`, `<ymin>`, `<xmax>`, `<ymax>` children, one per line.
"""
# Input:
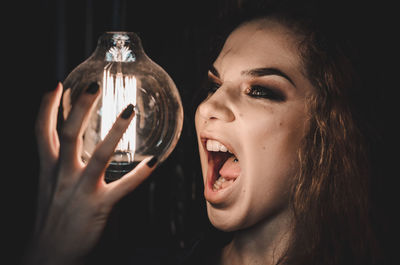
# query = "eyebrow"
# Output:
<box><xmin>209</xmin><ymin>65</ymin><xmax>296</xmax><ymax>87</ymax></box>
<box><xmin>242</xmin><ymin>68</ymin><xmax>296</xmax><ymax>86</ymax></box>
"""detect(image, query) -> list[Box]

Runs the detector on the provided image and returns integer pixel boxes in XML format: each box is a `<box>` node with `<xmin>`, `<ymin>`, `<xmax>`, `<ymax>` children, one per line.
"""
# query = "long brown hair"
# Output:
<box><xmin>286</xmin><ymin>17</ymin><xmax>380</xmax><ymax>265</ymax></box>
<box><xmin>213</xmin><ymin>1</ymin><xmax>383</xmax><ymax>264</ymax></box>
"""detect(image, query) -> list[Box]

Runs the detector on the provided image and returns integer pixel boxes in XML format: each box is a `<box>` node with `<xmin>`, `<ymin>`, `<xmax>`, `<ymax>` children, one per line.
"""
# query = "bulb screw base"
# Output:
<box><xmin>105</xmin><ymin>162</ymin><xmax>138</xmax><ymax>183</ymax></box>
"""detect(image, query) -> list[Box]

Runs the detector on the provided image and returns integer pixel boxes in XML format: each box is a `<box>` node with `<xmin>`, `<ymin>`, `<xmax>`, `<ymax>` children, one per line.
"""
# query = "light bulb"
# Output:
<box><xmin>62</xmin><ymin>32</ymin><xmax>183</xmax><ymax>181</ymax></box>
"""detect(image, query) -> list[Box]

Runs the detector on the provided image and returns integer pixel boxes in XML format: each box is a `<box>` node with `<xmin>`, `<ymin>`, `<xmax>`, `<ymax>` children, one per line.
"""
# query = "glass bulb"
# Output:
<box><xmin>62</xmin><ymin>32</ymin><xmax>183</xmax><ymax>181</ymax></box>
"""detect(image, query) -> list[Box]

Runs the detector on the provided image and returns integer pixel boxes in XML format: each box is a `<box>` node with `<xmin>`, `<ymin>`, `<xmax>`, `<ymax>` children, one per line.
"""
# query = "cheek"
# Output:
<box><xmin>238</xmin><ymin>112</ymin><xmax>306</xmax><ymax>224</ymax></box>
<box><xmin>242</xmin><ymin>135</ymin><xmax>296</xmax><ymax>219</ymax></box>
<box><xmin>246</xmin><ymin>110</ymin><xmax>305</xmax><ymax>184</ymax></box>
<box><xmin>244</xmin><ymin>103</ymin><xmax>307</xmax><ymax>170</ymax></box>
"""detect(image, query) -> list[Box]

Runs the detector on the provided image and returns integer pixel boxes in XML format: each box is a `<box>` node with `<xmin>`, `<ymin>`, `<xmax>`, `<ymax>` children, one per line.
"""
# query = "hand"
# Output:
<box><xmin>24</xmin><ymin>82</ymin><xmax>157</xmax><ymax>265</ymax></box>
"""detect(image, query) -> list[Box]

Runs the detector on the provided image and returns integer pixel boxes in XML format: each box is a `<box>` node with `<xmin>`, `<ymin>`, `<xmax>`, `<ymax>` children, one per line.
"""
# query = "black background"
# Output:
<box><xmin>4</xmin><ymin>0</ymin><xmax>399</xmax><ymax>264</ymax></box>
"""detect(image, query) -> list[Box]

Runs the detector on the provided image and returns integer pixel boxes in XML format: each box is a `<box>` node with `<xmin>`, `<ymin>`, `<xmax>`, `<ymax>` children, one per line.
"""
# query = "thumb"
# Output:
<box><xmin>106</xmin><ymin>156</ymin><xmax>158</xmax><ymax>205</ymax></box>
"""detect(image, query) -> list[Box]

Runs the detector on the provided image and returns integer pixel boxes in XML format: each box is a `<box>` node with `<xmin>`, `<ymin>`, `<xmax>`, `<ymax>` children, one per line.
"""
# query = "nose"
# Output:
<box><xmin>197</xmin><ymin>86</ymin><xmax>235</xmax><ymax>122</ymax></box>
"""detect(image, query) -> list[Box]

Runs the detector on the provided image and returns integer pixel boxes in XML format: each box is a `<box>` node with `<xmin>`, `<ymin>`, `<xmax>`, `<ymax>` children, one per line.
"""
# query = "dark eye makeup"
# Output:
<box><xmin>206</xmin><ymin>79</ymin><xmax>221</xmax><ymax>94</ymax></box>
<box><xmin>245</xmin><ymin>85</ymin><xmax>286</xmax><ymax>101</ymax></box>
<box><xmin>206</xmin><ymin>77</ymin><xmax>285</xmax><ymax>102</ymax></box>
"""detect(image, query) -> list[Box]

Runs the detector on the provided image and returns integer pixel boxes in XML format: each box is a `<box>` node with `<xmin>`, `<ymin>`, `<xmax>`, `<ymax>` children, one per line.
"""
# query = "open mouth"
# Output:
<box><xmin>204</xmin><ymin>139</ymin><xmax>241</xmax><ymax>192</ymax></box>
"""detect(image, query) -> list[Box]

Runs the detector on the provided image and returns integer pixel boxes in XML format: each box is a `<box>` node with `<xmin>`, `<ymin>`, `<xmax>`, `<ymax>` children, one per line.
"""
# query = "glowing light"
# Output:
<box><xmin>101</xmin><ymin>66</ymin><xmax>137</xmax><ymax>162</ymax></box>
<box><xmin>63</xmin><ymin>32</ymin><xmax>183</xmax><ymax>179</ymax></box>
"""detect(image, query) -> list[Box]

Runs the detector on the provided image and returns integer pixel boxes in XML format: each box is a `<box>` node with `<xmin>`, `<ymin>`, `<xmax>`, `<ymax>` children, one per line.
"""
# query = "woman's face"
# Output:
<box><xmin>195</xmin><ymin>19</ymin><xmax>314</xmax><ymax>231</ymax></box>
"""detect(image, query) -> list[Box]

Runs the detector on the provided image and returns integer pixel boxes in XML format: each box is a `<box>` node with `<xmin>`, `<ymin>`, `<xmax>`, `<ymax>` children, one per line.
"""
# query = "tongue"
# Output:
<box><xmin>219</xmin><ymin>156</ymin><xmax>241</xmax><ymax>179</ymax></box>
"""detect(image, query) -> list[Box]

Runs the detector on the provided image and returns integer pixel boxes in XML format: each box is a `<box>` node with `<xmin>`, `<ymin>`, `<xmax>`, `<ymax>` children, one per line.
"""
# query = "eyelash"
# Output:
<box><xmin>207</xmin><ymin>81</ymin><xmax>220</xmax><ymax>94</ymax></box>
<box><xmin>206</xmin><ymin>80</ymin><xmax>285</xmax><ymax>102</ymax></box>
<box><xmin>246</xmin><ymin>85</ymin><xmax>285</xmax><ymax>101</ymax></box>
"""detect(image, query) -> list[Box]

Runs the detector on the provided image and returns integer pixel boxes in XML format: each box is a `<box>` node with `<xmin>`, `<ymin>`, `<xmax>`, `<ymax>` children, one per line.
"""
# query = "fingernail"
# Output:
<box><xmin>85</xmin><ymin>82</ymin><xmax>99</xmax><ymax>94</ymax></box>
<box><xmin>147</xmin><ymin>156</ymin><xmax>158</xmax><ymax>168</ymax></box>
<box><xmin>121</xmin><ymin>104</ymin><xmax>135</xmax><ymax>119</ymax></box>
<box><xmin>55</xmin><ymin>82</ymin><xmax>63</xmax><ymax>92</ymax></box>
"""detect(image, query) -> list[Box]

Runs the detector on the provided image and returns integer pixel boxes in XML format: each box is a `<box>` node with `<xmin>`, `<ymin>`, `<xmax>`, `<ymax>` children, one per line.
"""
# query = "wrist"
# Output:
<box><xmin>22</xmin><ymin>239</ymin><xmax>84</xmax><ymax>265</ymax></box>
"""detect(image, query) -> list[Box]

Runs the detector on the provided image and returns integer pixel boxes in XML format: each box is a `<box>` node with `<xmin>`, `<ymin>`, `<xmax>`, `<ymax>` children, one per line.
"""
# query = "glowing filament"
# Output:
<box><xmin>101</xmin><ymin>69</ymin><xmax>137</xmax><ymax>160</ymax></box>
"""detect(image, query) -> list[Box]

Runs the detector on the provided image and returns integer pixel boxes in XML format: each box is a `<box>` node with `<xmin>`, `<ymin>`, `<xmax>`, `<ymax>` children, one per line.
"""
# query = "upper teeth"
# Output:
<box><xmin>206</xmin><ymin>139</ymin><xmax>232</xmax><ymax>153</ymax></box>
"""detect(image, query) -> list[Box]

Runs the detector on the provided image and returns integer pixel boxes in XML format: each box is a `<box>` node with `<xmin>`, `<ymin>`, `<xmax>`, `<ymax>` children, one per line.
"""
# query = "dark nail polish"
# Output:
<box><xmin>121</xmin><ymin>104</ymin><xmax>134</xmax><ymax>119</ymax></box>
<box><xmin>86</xmin><ymin>82</ymin><xmax>99</xmax><ymax>94</ymax></box>
<box><xmin>147</xmin><ymin>156</ymin><xmax>158</xmax><ymax>168</ymax></box>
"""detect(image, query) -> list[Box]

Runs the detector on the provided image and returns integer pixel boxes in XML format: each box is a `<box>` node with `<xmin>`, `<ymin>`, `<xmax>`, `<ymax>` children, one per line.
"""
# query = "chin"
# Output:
<box><xmin>206</xmin><ymin>202</ymin><xmax>249</xmax><ymax>232</ymax></box>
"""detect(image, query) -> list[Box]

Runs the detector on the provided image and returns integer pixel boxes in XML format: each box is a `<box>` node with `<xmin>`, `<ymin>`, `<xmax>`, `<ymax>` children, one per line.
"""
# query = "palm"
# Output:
<box><xmin>25</xmin><ymin>83</ymin><xmax>156</xmax><ymax>265</ymax></box>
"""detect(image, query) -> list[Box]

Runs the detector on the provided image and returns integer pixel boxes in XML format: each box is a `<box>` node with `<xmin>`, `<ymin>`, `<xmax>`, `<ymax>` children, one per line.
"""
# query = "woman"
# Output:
<box><xmin>25</xmin><ymin>1</ymin><xmax>382</xmax><ymax>265</ymax></box>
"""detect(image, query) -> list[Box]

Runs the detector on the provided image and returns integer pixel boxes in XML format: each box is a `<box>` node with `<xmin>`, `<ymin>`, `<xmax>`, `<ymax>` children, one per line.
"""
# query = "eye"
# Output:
<box><xmin>246</xmin><ymin>85</ymin><xmax>285</xmax><ymax>101</ymax></box>
<box><xmin>206</xmin><ymin>79</ymin><xmax>221</xmax><ymax>94</ymax></box>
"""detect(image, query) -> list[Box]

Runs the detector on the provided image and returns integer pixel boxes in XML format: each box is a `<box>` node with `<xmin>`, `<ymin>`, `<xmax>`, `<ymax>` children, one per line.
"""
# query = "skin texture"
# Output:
<box><xmin>26</xmin><ymin>18</ymin><xmax>315</xmax><ymax>265</ymax></box>
<box><xmin>195</xmin><ymin>19</ymin><xmax>315</xmax><ymax>264</ymax></box>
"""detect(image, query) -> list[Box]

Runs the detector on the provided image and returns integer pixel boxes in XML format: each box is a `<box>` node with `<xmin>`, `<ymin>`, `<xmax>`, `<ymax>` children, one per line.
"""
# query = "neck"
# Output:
<box><xmin>220</xmin><ymin>208</ymin><xmax>293</xmax><ymax>265</ymax></box>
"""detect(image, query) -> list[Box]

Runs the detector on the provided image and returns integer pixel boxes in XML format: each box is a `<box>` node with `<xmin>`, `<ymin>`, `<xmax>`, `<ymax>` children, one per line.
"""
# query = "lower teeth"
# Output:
<box><xmin>213</xmin><ymin>176</ymin><xmax>234</xmax><ymax>191</ymax></box>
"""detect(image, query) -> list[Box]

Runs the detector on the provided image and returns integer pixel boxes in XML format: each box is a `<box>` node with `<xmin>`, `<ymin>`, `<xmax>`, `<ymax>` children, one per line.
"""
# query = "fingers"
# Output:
<box><xmin>36</xmin><ymin>82</ymin><xmax>63</xmax><ymax>164</ymax></box>
<box><xmin>81</xmin><ymin>104</ymin><xmax>135</xmax><ymax>188</ymax></box>
<box><xmin>59</xmin><ymin>83</ymin><xmax>100</xmax><ymax>168</ymax></box>
<box><xmin>106</xmin><ymin>156</ymin><xmax>158</xmax><ymax>206</ymax></box>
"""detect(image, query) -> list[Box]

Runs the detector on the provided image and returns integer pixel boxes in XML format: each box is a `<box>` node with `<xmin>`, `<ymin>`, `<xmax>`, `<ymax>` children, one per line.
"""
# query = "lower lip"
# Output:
<box><xmin>204</xmin><ymin>161</ymin><xmax>238</xmax><ymax>205</ymax></box>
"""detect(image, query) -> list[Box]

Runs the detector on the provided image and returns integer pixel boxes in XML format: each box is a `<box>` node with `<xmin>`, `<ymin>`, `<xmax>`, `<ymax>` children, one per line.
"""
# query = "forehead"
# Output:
<box><xmin>215</xmin><ymin>19</ymin><xmax>303</xmax><ymax>76</ymax></box>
